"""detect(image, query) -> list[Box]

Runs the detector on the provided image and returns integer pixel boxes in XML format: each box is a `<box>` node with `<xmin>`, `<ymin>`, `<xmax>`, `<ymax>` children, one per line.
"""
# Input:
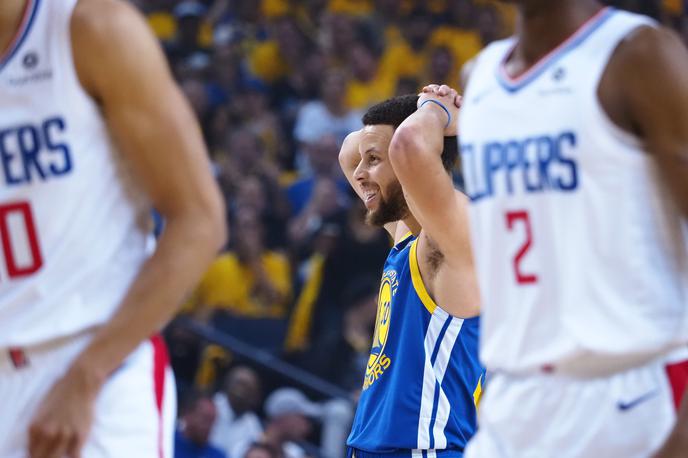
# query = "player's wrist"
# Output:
<box><xmin>419</xmin><ymin>99</ymin><xmax>451</xmax><ymax>129</ymax></box>
<box><xmin>67</xmin><ymin>355</ymin><xmax>108</xmax><ymax>395</ymax></box>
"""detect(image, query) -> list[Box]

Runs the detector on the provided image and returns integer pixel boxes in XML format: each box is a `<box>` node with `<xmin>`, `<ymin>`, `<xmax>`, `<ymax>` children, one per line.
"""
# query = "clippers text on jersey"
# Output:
<box><xmin>461</xmin><ymin>131</ymin><xmax>579</xmax><ymax>202</ymax></box>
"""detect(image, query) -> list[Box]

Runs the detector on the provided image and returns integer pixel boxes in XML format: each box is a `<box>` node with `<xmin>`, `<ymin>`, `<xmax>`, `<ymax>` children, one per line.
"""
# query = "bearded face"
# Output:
<box><xmin>365</xmin><ymin>178</ymin><xmax>409</xmax><ymax>227</ymax></box>
<box><xmin>355</xmin><ymin>125</ymin><xmax>411</xmax><ymax>228</ymax></box>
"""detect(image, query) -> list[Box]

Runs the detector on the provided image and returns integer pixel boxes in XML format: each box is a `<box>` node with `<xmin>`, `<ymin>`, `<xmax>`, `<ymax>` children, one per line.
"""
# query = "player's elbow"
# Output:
<box><xmin>169</xmin><ymin>188</ymin><xmax>228</xmax><ymax>253</ymax></box>
<box><xmin>389</xmin><ymin>124</ymin><xmax>425</xmax><ymax>171</ymax></box>
<box><xmin>195</xmin><ymin>206</ymin><xmax>227</xmax><ymax>257</ymax></box>
<box><xmin>204</xmin><ymin>190</ymin><xmax>228</xmax><ymax>252</ymax></box>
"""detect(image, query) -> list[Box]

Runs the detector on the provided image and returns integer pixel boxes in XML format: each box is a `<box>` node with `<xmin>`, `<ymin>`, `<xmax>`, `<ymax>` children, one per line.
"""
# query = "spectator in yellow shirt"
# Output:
<box><xmin>345</xmin><ymin>41</ymin><xmax>397</xmax><ymax>110</ymax></box>
<box><xmin>189</xmin><ymin>206</ymin><xmax>292</xmax><ymax>319</ymax></box>
<box><xmin>426</xmin><ymin>0</ymin><xmax>484</xmax><ymax>79</ymax></box>
<box><xmin>378</xmin><ymin>7</ymin><xmax>435</xmax><ymax>81</ymax></box>
<box><xmin>249</xmin><ymin>15</ymin><xmax>312</xmax><ymax>84</ymax></box>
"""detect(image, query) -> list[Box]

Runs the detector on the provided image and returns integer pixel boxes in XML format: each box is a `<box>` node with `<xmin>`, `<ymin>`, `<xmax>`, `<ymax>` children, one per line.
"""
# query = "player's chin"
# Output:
<box><xmin>364</xmin><ymin>208</ymin><xmax>385</xmax><ymax>227</ymax></box>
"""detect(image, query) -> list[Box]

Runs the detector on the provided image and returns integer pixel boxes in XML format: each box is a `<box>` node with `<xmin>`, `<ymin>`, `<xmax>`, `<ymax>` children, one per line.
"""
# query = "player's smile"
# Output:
<box><xmin>361</xmin><ymin>184</ymin><xmax>381</xmax><ymax>209</ymax></box>
<box><xmin>355</xmin><ymin>125</ymin><xmax>398</xmax><ymax>216</ymax></box>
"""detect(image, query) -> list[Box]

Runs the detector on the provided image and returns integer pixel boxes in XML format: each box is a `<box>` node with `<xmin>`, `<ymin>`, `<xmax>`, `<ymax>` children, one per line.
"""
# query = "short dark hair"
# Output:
<box><xmin>362</xmin><ymin>94</ymin><xmax>458</xmax><ymax>172</ymax></box>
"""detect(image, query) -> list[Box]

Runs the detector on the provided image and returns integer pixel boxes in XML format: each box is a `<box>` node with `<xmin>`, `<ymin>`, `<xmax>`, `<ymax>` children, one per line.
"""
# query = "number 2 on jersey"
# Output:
<box><xmin>505</xmin><ymin>210</ymin><xmax>538</xmax><ymax>285</ymax></box>
<box><xmin>0</xmin><ymin>201</ymin><xmax>43</xmax><ymax>279</ymax></box>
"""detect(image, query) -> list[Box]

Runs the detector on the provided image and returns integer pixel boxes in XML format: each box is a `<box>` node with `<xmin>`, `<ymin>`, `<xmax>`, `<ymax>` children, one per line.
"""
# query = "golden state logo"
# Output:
<box><xmin>363</xmin><ymin>269</ymin><xmax>398</xmax><ymax>390</ymax></box>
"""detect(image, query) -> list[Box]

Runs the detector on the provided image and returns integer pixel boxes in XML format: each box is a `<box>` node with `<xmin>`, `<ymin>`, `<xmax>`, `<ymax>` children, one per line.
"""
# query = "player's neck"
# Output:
<box><xmin>514</xmin><ymin>0</ymin><xmax>603</xmax><ymax>66</ymax></box>
<box><xmin>0</xmin><ymin>0</ymin><xmax>27</xmax><ymax>53</ymax></box>
<box><xmin>402</xmin><ymin>215</ymin><xmax>422</xmax><ymax>237</ymax></box>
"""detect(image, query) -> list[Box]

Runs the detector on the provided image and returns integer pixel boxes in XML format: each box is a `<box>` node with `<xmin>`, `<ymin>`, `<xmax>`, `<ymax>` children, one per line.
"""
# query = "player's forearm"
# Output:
<box><xmin>388</xmin><ymin>107</ymin><xmax>446</xmax><ymax>182</ymax></box>
<box><xmin>67</xmin><ymin>212</ymin><xmax>226</xmax><ymax>389</ymax></box>
<box><xmin>389</xmin><ymin>100</ymin><xmax>474</xmax><ymax>267</ymax></box>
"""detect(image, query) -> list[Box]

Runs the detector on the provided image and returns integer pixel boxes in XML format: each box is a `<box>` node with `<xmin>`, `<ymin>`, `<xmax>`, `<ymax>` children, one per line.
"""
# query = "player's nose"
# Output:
<box><xmin>353</xmin><ymin>161</ymin><xmax>368</xmax><ymax>181</ymax></box>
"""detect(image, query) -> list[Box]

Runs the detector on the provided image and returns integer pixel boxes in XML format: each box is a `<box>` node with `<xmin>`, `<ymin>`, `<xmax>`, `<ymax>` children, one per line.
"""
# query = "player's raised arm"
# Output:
<box><xmin>605</xmin><ymin>25</ymin><xmax>688</xmax><ymax>457</ymax></box>
<box><xmin>387</xmin><ymin>86</ymin><xmax>472</xmax><ymax>268</ymax></box>
<box><xmin>28</xmin><ymin>0</ymin><xmax>226</xmax><ymax>455</ymax></box>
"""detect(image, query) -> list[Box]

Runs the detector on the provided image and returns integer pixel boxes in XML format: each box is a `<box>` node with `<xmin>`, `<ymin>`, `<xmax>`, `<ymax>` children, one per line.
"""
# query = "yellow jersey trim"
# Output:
<box><xmin>473</xmin><ymin>374</ymin><xmax>483</xmax><ymax>407</ymax></box>
<box><xmin>409</xmin><ymin>238</ymin><xmax>438</xmax><ymax>315</ymax></box>
<box><xmin>395</xmin><ymin>231</ymin><xmax>414</xmax><ymax>247</ymax></box>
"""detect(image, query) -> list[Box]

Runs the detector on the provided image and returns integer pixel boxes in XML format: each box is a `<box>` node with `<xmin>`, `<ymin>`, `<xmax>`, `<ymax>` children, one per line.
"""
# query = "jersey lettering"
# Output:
<box><xmin>462</xmin><ymin>131</ymin><xmax>578</xmax><ymax>202</ymax></box>
<box><xmin>0</xmin><ymin>116</ymin><xmax>72</xmax><ymax>186</ymax></box>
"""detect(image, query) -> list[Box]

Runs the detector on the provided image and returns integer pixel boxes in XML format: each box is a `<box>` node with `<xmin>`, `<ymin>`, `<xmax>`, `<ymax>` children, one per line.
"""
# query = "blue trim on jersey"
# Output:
<box><xmin>428</xmin><ymin>380</ymin><xmax>441</xmax><ymax>449</ymax></box>
<box><xmin>496</xmin><ymin>7</ymin><xmax>614</xmax><ymax>93</ymax></box>
<box><xmin>0</xmin><ymin>0</ymin><xmax>40</xmax><ymax>73</ymax></box>
<box><xmin>430</xmin><ymin>316</ymin><xmax>452</xmax><ymax>366</ymax></box>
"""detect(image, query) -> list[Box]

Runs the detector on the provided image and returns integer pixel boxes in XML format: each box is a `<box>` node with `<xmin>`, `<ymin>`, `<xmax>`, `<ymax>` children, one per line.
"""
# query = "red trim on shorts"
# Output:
<box><xmin>665</xmin><ymin>359</ymin><xmax>688</xmax><ymax>410</ymax></box>
<box><xmin>8</xmin><ymin>347</ymin><xmax>29</xmax><ymax>368</ymax></box>
<box><xmin>151</xmin><ymin>334</ymin><xmax>169</xmax><ymax>458</ymax></box>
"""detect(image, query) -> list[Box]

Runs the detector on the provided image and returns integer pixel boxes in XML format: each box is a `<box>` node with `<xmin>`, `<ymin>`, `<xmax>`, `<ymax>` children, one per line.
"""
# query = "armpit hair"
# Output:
<box><xmin>425</xmin><ymin>237</ymin><xmax>444</xmax><ymax>278</ymax></box>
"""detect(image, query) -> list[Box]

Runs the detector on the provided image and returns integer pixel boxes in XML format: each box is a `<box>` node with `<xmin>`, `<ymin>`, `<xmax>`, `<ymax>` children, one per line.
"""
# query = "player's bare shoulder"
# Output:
<box><xmin>600</xmin><ymin>22</ymin><xmax>688</xmax><ymax>136</ymax></box>
<box><xmin>71</xmin><ymin>0</ymin><xmax>158</xmax><ymax>97</ymax></box>
<box><xmin>612</xmin><ymin>22</ymin><xmax>685</xmax><ymax>66</ymax></box>
<box><xmin>71</xmin><ymin>0</ymin><xmax>145</xmax><ymax>37</ymax></box>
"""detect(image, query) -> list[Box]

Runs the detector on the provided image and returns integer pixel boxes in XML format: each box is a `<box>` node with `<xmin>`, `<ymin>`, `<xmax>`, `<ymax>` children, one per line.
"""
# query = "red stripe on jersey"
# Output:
<box><xmin>665</xmin><ymin>359</ymin><xmax>688</xmax><ymax>410</ymax></box>
<box><xmin>151</xmin><ymin>334</ymin><xmax>169</xmax><ymax>458</ymax></box>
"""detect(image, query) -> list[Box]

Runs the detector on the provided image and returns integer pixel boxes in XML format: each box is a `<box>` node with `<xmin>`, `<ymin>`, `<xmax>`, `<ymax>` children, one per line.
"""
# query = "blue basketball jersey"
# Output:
<box><xmin>347</xmin><ymin>234</ymin><xmax>483</xmax><ymax>455</ymax></box>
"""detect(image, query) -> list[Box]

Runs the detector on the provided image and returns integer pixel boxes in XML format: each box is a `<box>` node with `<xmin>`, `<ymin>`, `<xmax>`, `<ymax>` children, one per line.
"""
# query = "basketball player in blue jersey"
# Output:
<box><xmin>0</xmin><ymin>0</ymin><xmax>226</xmax><ymax>457</ymax></box>
<box><xmin>339</xmin><ymin>92</ymin><xmax>483</xmax><ymax>458</ymax></box>
<box><xmin>434</xmin><ymin>0</ymin><xmax>688</xmax><ymax>456</ymax></box>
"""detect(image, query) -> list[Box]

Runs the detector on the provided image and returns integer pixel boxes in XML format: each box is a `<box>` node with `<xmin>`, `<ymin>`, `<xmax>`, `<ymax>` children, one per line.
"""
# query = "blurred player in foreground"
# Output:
<box><xmin>340</xmin><ymin>93</ymin><xmax>483</xmax><ymax>457</ymax></box>
<box><xmin>451</xmin><ymin>0</ymin><xmax>688</xmax><ymax>455</ymax></box>
<box><xmin>0</xmin><ymin>0</ymin><xmax>226</xmax><ymax>456</ymax></box>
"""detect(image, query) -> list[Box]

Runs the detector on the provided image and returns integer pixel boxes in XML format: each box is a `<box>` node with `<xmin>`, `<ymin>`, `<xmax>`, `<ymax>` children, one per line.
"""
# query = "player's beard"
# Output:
<box><xmin>365</xmin><ymin>179</ymin><xmax>409</xmax><ymax>227</ymax></box>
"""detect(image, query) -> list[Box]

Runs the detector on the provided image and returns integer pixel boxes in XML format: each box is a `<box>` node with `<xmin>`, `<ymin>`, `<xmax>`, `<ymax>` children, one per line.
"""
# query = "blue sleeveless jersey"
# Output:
<box><xmin>347</xmin><ymin>234</ymin><xmax>483</xmax><ymax>454</ymax></box>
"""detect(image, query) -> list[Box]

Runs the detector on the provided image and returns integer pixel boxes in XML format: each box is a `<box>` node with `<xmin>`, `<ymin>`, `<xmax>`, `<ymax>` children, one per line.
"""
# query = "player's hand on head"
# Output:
<box><xmin>421</xmin><ymin>84</ymin><xmax>462</xmax><ymax>109</ymax></box>
<box><xmin>418</xmin><ymin>84</ymin><xmax>461</xmax><ymax>136</ymax></box>
<box><xmin>420</xmin><ymin>84</ymin><xmax>441</xmax><ymax>94</ymax></box>
<box><xmin>28</xmin><ymin>367</ymin><xmax>100</xmax><ymax>458</ymax></box>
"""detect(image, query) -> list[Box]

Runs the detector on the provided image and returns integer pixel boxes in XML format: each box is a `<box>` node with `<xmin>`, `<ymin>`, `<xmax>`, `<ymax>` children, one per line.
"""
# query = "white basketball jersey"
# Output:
<box><xmin>0</xmin><ymin>0</ymin><xmax>151</xmax><ymax>346</ymax></box>
<box><xmin>460</xmin><ymin>8</ymin><xmax>688</xmax><ymax>374</ymax></box>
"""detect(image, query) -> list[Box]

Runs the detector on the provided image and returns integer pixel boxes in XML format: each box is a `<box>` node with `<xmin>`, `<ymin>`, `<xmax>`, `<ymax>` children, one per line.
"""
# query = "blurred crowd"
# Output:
<box><xmin>128</xmin><ymin>1</ymin><xmax>688</xmax><ymax>457</ymax></box>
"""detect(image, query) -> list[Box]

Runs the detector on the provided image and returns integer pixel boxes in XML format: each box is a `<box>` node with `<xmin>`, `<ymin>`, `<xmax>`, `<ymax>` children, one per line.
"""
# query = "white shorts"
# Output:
<box><xmin>465</xmin><ymin>357</ymin><xmax>688</xmax><ymax>458</ymax></box>
<box><xmin>0</xmin><ymin>331</ymin><xmax>176</xmax><ymax>458</ymax></box>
